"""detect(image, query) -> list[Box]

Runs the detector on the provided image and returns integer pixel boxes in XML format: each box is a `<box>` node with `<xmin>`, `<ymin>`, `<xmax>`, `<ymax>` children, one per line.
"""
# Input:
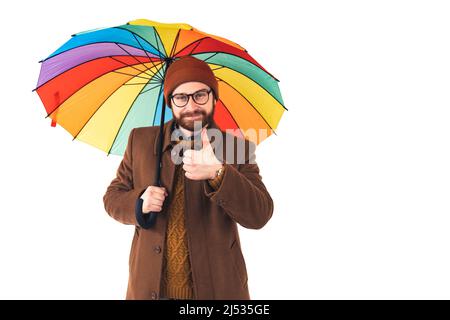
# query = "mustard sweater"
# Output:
<box><xmin>160</xmin><ymin>139</ymin><xmax>224</xmax><ymax>299</ymax></box>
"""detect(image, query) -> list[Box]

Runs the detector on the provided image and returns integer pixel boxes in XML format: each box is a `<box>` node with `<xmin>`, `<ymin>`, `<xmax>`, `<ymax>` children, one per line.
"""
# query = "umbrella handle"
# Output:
<box><xmin>135</xmin><ymin>198</ymin><xmax>158</xmax><ymax>229</ymax></box>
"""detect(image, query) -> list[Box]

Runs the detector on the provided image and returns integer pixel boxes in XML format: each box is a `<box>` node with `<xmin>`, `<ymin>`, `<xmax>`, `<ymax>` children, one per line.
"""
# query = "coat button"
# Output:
<box><xmin>218</xmin><ymin>199</ymin><xmax>225</xmax><ymax>205</ymax></box>
<box><xmin>154</xmin><ymin>245</ymin><xmax>161</xmax><ymax>254</ymax></box>
<box><xmin>151</xmin><ymin>291</ymin><xmax>157</xmax><ymax>300</ymax></box>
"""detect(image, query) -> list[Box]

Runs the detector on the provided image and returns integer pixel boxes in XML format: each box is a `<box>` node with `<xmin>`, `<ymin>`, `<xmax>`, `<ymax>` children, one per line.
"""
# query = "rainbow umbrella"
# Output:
<box><xmin>34</xmin><ymin>19</ymin><xmax>286</xmax><ymax>157</ymax></box>
<box><xmin>35</xmin><ymin>19</ymin><xmax>287</xmax><ymax>227</ymax></box>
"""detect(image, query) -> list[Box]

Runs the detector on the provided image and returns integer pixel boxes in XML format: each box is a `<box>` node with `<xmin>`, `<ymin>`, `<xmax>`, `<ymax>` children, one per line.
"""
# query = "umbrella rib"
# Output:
<box><xmin>34</xmin><ymin>55</ymin><xmax>153</xmax><ymax>91</ymax></box>
<box><xmin>73</xmin><ymin>68</ymin><xmax>156</xmax><ymax>144</ymax></box>
<box><xmin>108</xmin><ymin>56</ymin><xmax>158</xmax><ymax>79</ymax></box>
<box><xmin>215</xmin><ymin>76</ymin><xmax>278</xmax><ymax>136</ymax></box>
<box><xmin>45</xmin><ymin>64</ymin><xmax>159</xmax><ymax>119</ymax></box>
<box><xmin>214</xmin><ymin>63</ymin><xmax>288</xmax><ymax>111</ymax></box>
<box><xmin>201</xmin><ymin>52</ymin><xmax>219</xmax><ymax>63</ymax></box>
<box><xmin>122</xmin><ymin>82</ymin><xmax>160</xmax><ymax>86</ymax></box>
<box><xmin>168</xmin><ymin>29</ymin><xmax>181</xmax><ymax>58</ymax></box>
<box><xmin>179</xmin><ymin>44</ymin><xmax>279</xmax><ymax>82</ymax></box>
<box><xmin>210</xmin><ymin>66</ymin><xmax>226</xmax><ymax>72</ymax></box>
<box><xmin>114</xmin><ymin>26</ymin><xmax>163</xmax><ymax>58</ymax></box>
<box><xmin>153</xmin><ymin>27</ymin><xmax>167</xmax><ymax>58</ymax></box>
<box><xmin>106</xmin><ymin>77</ymin><xmax>158</xmax><ymax>156</ymax></box>
<box><xmin>173</xmin><ymin>38</ymin><xmax>282</xmax><ymax>86</ymax></box>
<box><xmin>130</xmin><ymin>32</ymin><xmax>165</xmax><ymax>81</ymax></box>
<box><xmin>150</xmin><ymin>27</ymin><xmax>170</xmax><ymax>83</ymax></box>
<box><xmin>150</xmin><ymin>28</ymin><xmax>169</xmax><ymax>80</ymax></box>
<box><xmin>114</xmin><ymin>42</ymin><xmax>160</xmax><ymax>79</ymax></box>
<box><xmin>172</xmin><ymin>36</ymin><xmax>209</xmax><ymax>57</ymax></box>
<box><xmin>205</xmin><ymin>59</ymin><xmax>286</xmax><ymax>110</ymax></box>
<box><xmin>178</xmin><ymin>48</ymin><xmax>282</xmax><ymax>86</ymax></box>
<box><xmin>41</xmin><ymin>40</ymin><xmax>158</xmax><ymax>64</ymax></box>
<box><xmin>198</xmin><ymin>51</ymin><xmax>282</xmax><ymax>86</ymax></box>
<box><xmin>215</xmin><ymin>99</ymin><xmax>245</xmax><ymax>138</ymax></box>
<box><xmin>112</xmin><ymin>69</ymin><xmax>154</xmax><ymax>80</ymax></box>
<box><xmin>188</xmin><ymin>37</ymin><xmax>205</xmax><ymax>56</ymax></box>
<box><xmin>139</xmin><ymin>84</ymin><xmax>164</xmax><ymax>95</ymax></box>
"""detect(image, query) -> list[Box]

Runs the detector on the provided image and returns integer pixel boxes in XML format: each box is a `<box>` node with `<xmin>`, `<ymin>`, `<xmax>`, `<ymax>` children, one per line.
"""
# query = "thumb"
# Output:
<box><xmin>201</xmin><ymin>127</ymin><xmax>211</xmax><ymax>148</ymax></box>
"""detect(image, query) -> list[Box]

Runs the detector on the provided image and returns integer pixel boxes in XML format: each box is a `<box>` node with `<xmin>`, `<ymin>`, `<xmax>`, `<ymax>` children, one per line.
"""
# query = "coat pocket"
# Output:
<box><xmin>230</xmin><ymin>239</ymin><xmax>248</xmax><ymax>288</ymax></box>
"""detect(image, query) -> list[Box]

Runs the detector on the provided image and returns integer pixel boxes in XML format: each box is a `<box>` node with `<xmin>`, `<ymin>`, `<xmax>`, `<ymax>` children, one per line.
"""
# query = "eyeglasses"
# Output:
<box><xmin>170</xmin><ymin>89</ymin><xmax>212</xmax><ymax>108</ymax></box>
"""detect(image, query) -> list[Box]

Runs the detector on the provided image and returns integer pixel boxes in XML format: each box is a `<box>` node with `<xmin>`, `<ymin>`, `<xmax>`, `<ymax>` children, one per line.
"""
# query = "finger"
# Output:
<box><xmin>143</xmin><ymin>203</ymin><xmax>160</xmax><ymax>212</ymax></box>
<box><xmin>151</xmin><ymin>187</ymin><xmax>167</xmax><ymax>195</ymax></box>
<box><xmin>149</xmin><ymin>205</ymin><xmax>163</xmax><ymax>212</ymax></box>
<box><xmin>147</xmin><ymin>186</ymin><xmax>165</xmax><ymax>194</ymax></box>
<box><xmin>159</xmin><ymin>187</ymin><xmax>168</xmax><ymax>197</ymax></box>
<box><xmin>151</xmin><ymin>199</ymin><xmax>164</xmax><ymax>207</ymax></box>
<box><xmin>185</xmin><ymin>171</ymin><xmax>201</xmax><ymax>180</ymax></box>
<box><xmin>151</xmin><ymin>193</ymin><xmax>165</xmax><ymax>202</ymax></box>
<box><xmin>184</xmin><ymin>149</ymin><xmax>193</xmax><ymax>159</ymax></box>
<box><xmin>182</xmin><ymin>156</ymin><xmax>193</xmax><ymax>165</ymax></box>
<box><xmin>183</xmin><ymin>164</ymin><xmax>195</xmax><ymax>172</ymax></box>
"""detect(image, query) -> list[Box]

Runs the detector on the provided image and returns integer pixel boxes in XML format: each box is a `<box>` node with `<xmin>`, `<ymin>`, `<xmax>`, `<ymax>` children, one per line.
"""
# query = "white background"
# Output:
<box><xmin>0</xmin><ymin>0</ymin><xmax>449</xmax><ymax>299</ymax></box>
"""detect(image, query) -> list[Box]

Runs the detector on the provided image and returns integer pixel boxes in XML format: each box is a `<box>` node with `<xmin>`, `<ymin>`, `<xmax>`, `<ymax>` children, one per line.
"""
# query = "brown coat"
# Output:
<box><xmin>103</xmin><ymin>119</ymin><xmax>274</xmax><ymax>300</ymax></box>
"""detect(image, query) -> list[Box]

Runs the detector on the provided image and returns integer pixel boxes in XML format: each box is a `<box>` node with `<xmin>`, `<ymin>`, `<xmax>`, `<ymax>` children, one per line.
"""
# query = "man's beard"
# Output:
<box><xmin>173</xmin><ymin>106</ymin><xmax>214</xmax><ymax>132</ymax></box>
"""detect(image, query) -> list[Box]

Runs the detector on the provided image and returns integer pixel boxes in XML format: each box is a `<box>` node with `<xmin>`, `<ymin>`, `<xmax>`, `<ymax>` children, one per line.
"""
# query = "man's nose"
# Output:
<box><xmin>184</xmin><ymin>98</ymin><xmax>201</xmax><ymax>111</ymax></box>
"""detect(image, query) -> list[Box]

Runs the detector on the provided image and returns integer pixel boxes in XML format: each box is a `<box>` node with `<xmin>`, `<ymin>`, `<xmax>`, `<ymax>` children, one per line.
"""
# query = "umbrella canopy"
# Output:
<box><xmin>35</xmin><ymin>19</ymin><xmax>286</xmax><ymax>156</ymax></box>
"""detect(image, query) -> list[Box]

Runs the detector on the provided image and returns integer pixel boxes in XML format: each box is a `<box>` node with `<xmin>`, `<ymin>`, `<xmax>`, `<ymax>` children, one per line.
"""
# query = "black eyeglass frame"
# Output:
<box><xmin>169</xmin><ymin>89</ymin><xmax>213</xmax><ymax>108</ymax></box>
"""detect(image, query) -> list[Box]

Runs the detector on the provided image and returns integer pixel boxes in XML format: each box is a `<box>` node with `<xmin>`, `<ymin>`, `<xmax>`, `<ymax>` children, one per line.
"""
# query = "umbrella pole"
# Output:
<box><xmin>136</xmin><ymin>59</ymin><xmax>173</xmax><ymax>228</ymax></box>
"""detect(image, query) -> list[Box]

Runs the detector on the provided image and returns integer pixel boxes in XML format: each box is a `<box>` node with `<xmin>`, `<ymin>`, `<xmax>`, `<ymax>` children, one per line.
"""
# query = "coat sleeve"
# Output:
<box><xmin>103</xmin><ymin>128</ymin><xmax>146</xmax><ymax>225</ymax></box>
<box><xmin>203</xmin><ymin>141</ymin><xmax>274</xmax><ymax>230</ymax></box>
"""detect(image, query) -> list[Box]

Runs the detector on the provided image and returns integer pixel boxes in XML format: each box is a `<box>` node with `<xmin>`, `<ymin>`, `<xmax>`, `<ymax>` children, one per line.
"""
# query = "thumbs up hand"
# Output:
<box><xmin>182</xmin><ymin>127</ymin><xmax>223</xmax><ymax>180</ymax></box>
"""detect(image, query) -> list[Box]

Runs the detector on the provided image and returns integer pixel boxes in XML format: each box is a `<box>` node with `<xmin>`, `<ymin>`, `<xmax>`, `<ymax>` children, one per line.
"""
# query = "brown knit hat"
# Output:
<box><xmin>163</xmin><ymin>56</ymin><xmax>219</xmax><ymax>107</ymax></box>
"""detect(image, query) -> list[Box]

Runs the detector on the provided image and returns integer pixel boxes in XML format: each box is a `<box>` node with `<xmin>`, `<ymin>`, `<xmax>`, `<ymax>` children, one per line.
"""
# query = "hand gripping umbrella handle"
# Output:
<box><xmin>135</xmin><ymin>183</ymin><xmax>160</xmax><ymax>229</ymax></box>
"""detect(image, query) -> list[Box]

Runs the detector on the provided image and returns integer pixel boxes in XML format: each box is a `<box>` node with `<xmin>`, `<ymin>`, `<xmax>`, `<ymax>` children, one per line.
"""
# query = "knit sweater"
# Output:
<box><xmin>160</xmin><ymin>135</ymin><xmax>225</xmax><ymax>299</ymax></box>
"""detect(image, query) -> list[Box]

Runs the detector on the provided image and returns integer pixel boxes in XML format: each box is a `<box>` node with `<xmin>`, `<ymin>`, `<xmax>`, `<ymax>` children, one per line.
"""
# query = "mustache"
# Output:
<box><xmin>181</xmin><ymin>109</ymin><xmax>206</xmax><ymax>118</ymax></box>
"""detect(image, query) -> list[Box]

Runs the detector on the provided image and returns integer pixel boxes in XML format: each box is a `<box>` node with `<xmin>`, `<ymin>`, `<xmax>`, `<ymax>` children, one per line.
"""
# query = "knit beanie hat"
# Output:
<box><xmin>163</xmin><ymin>56</ymin><xmax>219</xmax><ymax>107</ymax></box>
